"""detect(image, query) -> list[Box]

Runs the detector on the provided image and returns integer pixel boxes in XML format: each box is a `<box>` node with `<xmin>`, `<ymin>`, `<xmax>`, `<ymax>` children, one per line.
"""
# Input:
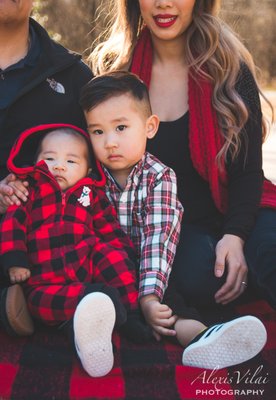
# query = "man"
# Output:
<box><xmin>0</xmin><ymin>0</ymin><xmax>92</xmax><ymax>336</ymax></box>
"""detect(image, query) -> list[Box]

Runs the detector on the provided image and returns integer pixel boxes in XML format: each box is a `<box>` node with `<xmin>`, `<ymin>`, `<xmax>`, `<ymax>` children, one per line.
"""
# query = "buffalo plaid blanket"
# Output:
<box><xmin>0</xmin><ymin>299</ymin><xmax>275</xmax><ymax>400</ymax></box>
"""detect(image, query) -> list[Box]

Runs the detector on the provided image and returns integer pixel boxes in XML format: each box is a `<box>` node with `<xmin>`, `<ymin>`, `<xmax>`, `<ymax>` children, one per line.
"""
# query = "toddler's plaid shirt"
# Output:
<box><xmin>104</xmin><ymin>152</ymin><xmax>183</xmax><ymax>301</ymax></box>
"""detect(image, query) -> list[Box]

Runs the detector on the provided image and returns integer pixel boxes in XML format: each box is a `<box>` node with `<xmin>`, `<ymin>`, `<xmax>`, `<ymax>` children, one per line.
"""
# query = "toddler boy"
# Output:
<box><xmin>80</xmin><ymin>72</ymin><xmax>267</xmax><ymax>370</ymax></box>
<box><xmin>80</xmin><ymin>72</ymin><xmax>183</xmax><ymax>340</ymax></box>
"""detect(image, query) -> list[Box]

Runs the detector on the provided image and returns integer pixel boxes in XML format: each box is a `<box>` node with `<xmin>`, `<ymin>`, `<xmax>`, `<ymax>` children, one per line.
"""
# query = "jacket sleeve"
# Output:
<box><xmin>90</xmin><ymin>187</ymin><xmax>139</xmax><ymax>311</ymax></box>
<box><xmin>138</xmin><ymin>168</ymin><xmax>184</xmax><ymax>301</ymax></box>
<box><xmin>0</xmin><ymin>204</ymin><xmax>29</xmax><ymax>276</ymax></box>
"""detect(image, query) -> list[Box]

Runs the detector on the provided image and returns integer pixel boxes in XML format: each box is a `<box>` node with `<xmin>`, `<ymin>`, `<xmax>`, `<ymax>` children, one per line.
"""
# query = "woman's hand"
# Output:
<box><xmin>214</xmin><ymin>234</ymin><xmax>248</xmax><ymax>304</ymax></box>
<box><xmin>0</xmin><ymin>174</ymin><xmax>29</xmax><ymax>213</ymax></box>
<box><xmin>140</xmin><ymin>294</ymin><xmax>177</xmax><ymax>341</ymax></box>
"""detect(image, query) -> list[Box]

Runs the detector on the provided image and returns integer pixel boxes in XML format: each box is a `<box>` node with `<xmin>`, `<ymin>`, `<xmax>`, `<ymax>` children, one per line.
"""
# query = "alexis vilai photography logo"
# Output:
<box><xmin>190</xmin><ymin>365</ymin><xmax>270</xmax><ymax>397</ymax></box>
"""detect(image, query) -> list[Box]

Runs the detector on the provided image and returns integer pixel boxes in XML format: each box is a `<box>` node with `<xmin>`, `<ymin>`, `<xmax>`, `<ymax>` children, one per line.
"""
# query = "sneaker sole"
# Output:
<box><xmin>182</xmin><ymin>316</ymin><xmax>267</xmax><ymax>369</ymax></box>
<box><xmin>6</xmin><ymin>285</ymin><xmax>34</xmax><ymax>336</ymax></box>
<box><xmin>73</xmin><ymin>292</ymin><xmax>115</xmax><ymax>377</ymax></box>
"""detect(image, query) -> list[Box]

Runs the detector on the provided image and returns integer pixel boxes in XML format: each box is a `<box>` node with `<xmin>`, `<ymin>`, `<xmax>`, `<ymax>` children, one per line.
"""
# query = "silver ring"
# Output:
<box><xmin>241</xmin><ymin>281</ymin><xmax>248</xmax><ymax>287</ymax></box>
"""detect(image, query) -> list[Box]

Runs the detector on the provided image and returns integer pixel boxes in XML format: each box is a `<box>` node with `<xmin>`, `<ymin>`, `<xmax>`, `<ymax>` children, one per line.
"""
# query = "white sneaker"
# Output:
<box><xmin>73</xmin><ymin>292</ymin><xmax>116</xmax><ymax>377</ymax></box>
<box><xmin>182</xmin><ymin>315</ymin><xmax>267</xmax><ymax>369</ymax></box>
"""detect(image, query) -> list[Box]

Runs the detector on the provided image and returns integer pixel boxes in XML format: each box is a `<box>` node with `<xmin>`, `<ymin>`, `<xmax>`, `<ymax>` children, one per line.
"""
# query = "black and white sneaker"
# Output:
<box><xmin>182</xmin><ymin>315</ymin><xmax>267</xmax><ymax>369</ymax></box>
<box><xmin>73</xmin><ymin>292</ymin><xmax>116</xmax><ymax>377</ymax></box>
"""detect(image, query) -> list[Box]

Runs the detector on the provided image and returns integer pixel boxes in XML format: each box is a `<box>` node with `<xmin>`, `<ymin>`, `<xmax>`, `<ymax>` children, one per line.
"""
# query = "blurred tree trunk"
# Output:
<box><xmin>33</xmin><ymin>0</ymin><xmax>105</xmax><ymax>56</ymax></box>
<box><xmin>221</xmin><ymin>0</ymin><xmax>276</xmax><ymax>85</ymax></box>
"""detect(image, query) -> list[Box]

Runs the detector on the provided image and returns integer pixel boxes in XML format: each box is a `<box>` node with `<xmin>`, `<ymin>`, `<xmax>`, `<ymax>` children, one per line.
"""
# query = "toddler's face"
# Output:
<box><xmin>36</xmin><ymin>131</ymin><xmax>90</xmax><ymax>191</ymax></box>
<box><xmin>86</xmin><ymin>94</ymin><xmax>158</xmax><ymax>179</ymax></box>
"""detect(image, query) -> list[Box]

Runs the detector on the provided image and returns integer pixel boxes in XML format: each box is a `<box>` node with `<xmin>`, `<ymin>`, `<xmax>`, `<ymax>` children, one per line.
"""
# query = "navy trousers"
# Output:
<box><xmin>165</xmin><ymin>209</ymin><xmax>276</xmax><ymax>322</ymax></box>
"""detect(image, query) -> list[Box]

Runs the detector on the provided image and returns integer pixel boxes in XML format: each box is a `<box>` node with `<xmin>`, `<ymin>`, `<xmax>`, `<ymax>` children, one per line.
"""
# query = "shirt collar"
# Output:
<box><xmin>104</xmin><ymin>153</ymin><xmax>148</xmax><ymax>189</ymax></box>
<box><xmin>21</xmin><ymin>24</ymin><xmax>40</xmax><ymax>67</ymax></box>
<box><xmin>3</xmin><ymin>25</ymin><xmax>40</xmax><ymax>72</ymax></box>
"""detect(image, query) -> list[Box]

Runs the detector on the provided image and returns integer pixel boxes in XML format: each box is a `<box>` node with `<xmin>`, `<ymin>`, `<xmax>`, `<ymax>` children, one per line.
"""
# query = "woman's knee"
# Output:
<box><xmin>245</xmin><ymin>209</ymin><xmax>276</xmax><ymax>308</ymax></box>
<box><xmin>245</xmin><ymin>209</ymin><xmax>276</xmax><ymax>273</ymax></box>
<box><xmin>172</xmin><ymin>226</ymin><xmax>223</xmax><ymax>305</ymax></box>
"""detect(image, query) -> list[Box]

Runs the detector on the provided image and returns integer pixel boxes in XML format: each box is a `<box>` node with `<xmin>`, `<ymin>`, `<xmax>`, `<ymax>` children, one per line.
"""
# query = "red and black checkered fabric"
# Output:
<box><xmin>0</xmin><ymin>300</ymin><xmax>275</xmax><ymax>400</ymax></box>
<box><xmin>0</xmin><ymin>124</ymin><xmax>139</xmax><ymax>324</ymax></box>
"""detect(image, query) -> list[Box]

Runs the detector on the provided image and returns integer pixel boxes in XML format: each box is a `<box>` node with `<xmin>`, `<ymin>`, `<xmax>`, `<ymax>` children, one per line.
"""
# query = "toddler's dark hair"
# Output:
<box><xmin>80</xmin><ymin>71</ymin><xmax>152</xmax><ymax>116</ymax></box>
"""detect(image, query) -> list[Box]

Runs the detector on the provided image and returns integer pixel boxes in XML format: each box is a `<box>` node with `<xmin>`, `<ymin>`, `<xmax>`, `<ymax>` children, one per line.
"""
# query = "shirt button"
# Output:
<box><xmin>120</xmin><ymin>193</ymin><xmax>127</xmax><ymax>203</ymax></box>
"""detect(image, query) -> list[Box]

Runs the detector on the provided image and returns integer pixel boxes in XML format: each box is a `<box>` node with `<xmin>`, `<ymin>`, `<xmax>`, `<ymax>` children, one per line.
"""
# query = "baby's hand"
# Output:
<box><xmin>9</xmin><ymin>267</ymin><xmax>31</xmax><ymax>283</ymax></box>
<box><xmin>140</xmin><ymin>294</ymin><xmax>177</xmax><ymax>340</ymax></box>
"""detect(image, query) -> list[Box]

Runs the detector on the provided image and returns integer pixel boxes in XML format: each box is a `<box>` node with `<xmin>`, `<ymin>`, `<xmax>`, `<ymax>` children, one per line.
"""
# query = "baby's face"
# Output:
<box><xmin>36</xmin><ymin>131</ymin><xmax>90</xmax><ymax>191</ymax></box>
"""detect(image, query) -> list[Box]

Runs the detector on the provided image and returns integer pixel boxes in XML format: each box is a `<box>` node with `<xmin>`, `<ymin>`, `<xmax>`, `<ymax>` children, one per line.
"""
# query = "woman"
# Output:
<box><xmin>90</xmin><ymin>0</ymin><xmax>276</xmax><ymax>324</ymax></box>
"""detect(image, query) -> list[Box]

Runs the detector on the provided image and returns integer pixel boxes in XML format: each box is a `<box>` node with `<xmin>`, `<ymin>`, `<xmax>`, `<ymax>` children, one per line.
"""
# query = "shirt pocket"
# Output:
<box><xmin>131</xmin><ymin>205</ymin><xmax>151</xmax><ymax>238</ymax></box>
<box><xmin>132</xmin><ymin>204</ymin><xmax>149</xmax><ymax>226</ymax></box>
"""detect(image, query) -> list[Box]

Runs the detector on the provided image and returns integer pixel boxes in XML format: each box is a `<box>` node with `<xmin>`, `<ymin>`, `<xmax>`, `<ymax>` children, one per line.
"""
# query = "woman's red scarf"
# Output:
<box><xmin>131</xmin><ymin>27</ymin><xmax>276</xmax><ymax>213</ymax></box>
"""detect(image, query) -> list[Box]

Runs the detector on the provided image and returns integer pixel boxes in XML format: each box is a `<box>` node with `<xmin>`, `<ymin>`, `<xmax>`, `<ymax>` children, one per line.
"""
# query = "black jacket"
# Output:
<box><xmin>0</xmin><ymin>18</ymin><xmax>92</xmax><ymax>180</ymax></box>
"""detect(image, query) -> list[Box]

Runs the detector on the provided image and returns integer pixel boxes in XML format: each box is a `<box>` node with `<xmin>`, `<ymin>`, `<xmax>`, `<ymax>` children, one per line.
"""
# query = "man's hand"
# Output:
<box><xmin>140</xmin><ymin>294</ymin><xmax>177</xmax><ymax>340</ymax></box>
<box><xmin>0</xmin><ymin>174</ymin><xmax>29</xmax><ymax>213</ymax></box>
<box><xmin>9</xmin><ymin>266</ymin><xmax>31</xmax><ymax>283</ymax></box>
<box><xmin>214</xmin><ymin>234</ymin><xmax>248</xmax><ymax>304</ymax></box>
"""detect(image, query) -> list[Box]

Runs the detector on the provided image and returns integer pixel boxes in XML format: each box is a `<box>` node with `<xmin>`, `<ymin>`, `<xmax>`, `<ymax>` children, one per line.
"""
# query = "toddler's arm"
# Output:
<box><xmin>139</xmin><ymin>167</ymin><xmax>183</xmax><ymax>300</ymax></box>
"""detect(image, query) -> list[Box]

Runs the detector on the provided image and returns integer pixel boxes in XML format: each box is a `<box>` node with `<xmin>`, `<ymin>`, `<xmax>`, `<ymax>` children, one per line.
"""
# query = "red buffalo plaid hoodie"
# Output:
<box><xmin>0</xmin><ymin>124</ymin><xmax>138</xmax><ymax>325</ymax></box>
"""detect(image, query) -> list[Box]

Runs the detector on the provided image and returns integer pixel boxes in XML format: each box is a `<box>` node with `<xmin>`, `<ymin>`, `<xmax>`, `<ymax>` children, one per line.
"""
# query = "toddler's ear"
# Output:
<box><xmin>146</xmin><ymin>114</ymin><xmax>159</xmax><ymax>139</ymax></box>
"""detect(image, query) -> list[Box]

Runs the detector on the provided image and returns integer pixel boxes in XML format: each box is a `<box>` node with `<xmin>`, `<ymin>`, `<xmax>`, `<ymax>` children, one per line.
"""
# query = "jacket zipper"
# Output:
<box><xmin>61</xmin><ymin>192</ymin><xmax>66</xmax><ymax>214</ymax></box>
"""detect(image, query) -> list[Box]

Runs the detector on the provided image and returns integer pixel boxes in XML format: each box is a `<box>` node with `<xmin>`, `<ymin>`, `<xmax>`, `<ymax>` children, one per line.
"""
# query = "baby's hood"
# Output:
<box><xmin>7</xmin><ymin>123</ymin><xmax>106</xmax><ymax>186</ymax></box>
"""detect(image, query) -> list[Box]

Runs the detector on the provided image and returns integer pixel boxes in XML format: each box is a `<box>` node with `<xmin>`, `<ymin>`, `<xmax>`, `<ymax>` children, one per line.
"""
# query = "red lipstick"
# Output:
<box><xmin>153</xmin><ymin>14</ymin><xmax>177</xmax><ymax>28</ymax></box>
